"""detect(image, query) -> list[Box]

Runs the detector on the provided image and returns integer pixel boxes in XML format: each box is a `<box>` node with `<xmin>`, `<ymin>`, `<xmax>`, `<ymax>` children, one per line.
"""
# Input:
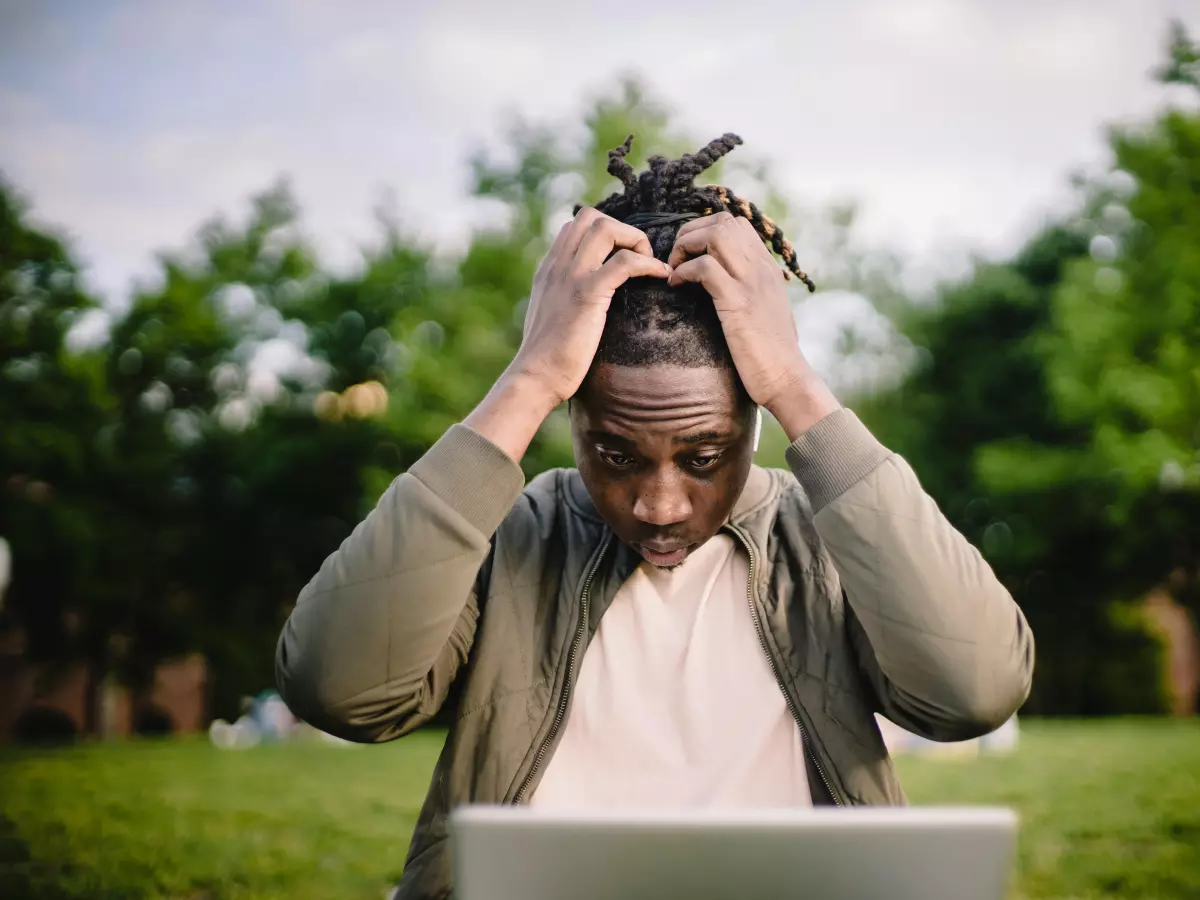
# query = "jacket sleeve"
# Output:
<box><xmin>786</xmin><ymin>409</ymin><xmax>1035</xmax><ymax>742</ymax></box>
<box><xmin>275</xmin><ymin>424</ymin><xmax>526</xmax><ymax>743</ymax></box>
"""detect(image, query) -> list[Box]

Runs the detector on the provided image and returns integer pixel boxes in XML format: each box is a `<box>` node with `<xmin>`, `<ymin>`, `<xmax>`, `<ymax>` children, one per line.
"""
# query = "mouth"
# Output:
<box><xmin>633</xmin><ymin>542</ymin><xmax>692</xmax><ymax>568</ymax></box>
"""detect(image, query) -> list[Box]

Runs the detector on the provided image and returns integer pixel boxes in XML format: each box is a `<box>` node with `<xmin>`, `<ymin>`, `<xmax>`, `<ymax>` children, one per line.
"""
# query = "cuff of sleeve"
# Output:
<box><xmin>408</xmin><ymin>423</ymin><xmax>527</xmax><ymax>537</ymax></box>
<box><xmin>784</xmin><ymin>408</ymin><xmax>892</xmax><ymax>513</ymax></box>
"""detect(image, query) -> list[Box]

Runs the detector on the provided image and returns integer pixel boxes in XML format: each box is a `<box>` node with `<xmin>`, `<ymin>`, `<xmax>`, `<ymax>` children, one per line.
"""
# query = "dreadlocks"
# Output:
<box><xmin>583</xmin><ymin>133</ymin><xmax>813</xmax><ymax>372</ymax></box>
<box><xmin>579</xmin><ymin>133</ymin><xmax>814</xmax><ymax>290</ymax></box>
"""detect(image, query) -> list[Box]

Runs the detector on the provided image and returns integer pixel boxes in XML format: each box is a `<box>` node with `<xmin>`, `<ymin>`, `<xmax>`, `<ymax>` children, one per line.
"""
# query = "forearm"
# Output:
<box><xmin>785</xmin><ymin>408</ymin><xmax>1034</xmax><ymax>736</ymax></box>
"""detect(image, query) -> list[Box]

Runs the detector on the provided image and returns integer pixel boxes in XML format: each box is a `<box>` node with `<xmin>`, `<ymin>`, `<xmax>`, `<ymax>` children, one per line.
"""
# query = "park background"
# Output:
<box><xmin>2</xmin><ymin>2</ymin><xmax>1199</xmax><ymax>898</ymax></box>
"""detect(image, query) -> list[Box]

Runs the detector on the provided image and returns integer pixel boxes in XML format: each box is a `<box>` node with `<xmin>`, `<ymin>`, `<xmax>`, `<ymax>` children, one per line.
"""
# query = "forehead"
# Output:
<box><xmin>575</xmin><ymin>363</ymin><xmax>745</xmax><ymax>433</ymax></box>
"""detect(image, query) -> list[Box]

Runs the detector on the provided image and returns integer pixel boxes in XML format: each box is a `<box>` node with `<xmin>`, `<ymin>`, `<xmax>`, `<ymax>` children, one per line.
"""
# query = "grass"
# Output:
<box><xmin>1</xmin><ymin>719</ymin><xmax>1197</xmax><ymax>899</ymax></box>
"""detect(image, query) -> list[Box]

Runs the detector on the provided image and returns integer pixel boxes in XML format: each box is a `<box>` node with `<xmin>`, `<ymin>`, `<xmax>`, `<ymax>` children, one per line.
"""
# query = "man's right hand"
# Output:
<box><xmin>512</xmin><ymin>208</ymin><xmax>672</xmax><ymax>406</ymax></box>
<box><xmin>463</xmin><ymin>209</ymin><xmax>670</xmax><ymax>463</ymax></box>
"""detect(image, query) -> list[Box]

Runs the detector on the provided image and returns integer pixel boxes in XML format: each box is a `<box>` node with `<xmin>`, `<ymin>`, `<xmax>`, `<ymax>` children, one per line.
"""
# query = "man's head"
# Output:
<box><xmin>569</xmin><ymin>134</ymin><xmax>812</xmax><ymax>568</ymax></box>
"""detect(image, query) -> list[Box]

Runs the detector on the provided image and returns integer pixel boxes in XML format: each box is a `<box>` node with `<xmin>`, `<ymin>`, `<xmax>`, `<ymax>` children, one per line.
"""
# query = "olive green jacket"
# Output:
<box><xmin>276</xmin><ymin>408</ymin><xmax>1034</xmax><ymax>900</ymax></box>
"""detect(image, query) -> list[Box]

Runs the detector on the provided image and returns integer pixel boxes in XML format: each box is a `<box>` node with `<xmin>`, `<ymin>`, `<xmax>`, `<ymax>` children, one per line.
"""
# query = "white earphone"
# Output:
<box><xmin>753</xmin><ymin>407</ymin><xmax>763</xmax><ymax>452</ymax></box>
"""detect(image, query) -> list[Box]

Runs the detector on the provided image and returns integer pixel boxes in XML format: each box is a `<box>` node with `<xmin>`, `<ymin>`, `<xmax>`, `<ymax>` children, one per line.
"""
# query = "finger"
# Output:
<box><xmin>579</xmin><ymin>248</ymin><xmax>672</xmax><ymax>299</ymax></box>
<box><xmin>732</xmin><ymin>215</ymin><xmax>777</xmax><ymax>262</ymax></box>
<box><xmin>666</xmin><ymin>254</ymin><xmax>739</xmax><ymax>299</ymax></box>
<box><xmin>673</xmin><ymin>210</ymin><xmax>735</xmax><ymax>240</ymax></box>
<box><xmin>537</xmin><ymin>220</ymin><xmax>574</xmax><ymax>273</ymax></box>
<box><xmin>666</xmin><ymin>216</ymin><xmax>756</xmax><ymax>272</ymax></box>
<box><xmin>561</xmin><ymin>206</ymin><xmax>606</xmax><ymax>256</ymax></box>
<box><xmin>575</xmin><ymin>215</ymin><xmax>655</xmax><ymax>270</ymax></box>
<box><xmin>547</xmin><ymin>219</ymin><xmax>574</xmax><ymax>258</ymax></box>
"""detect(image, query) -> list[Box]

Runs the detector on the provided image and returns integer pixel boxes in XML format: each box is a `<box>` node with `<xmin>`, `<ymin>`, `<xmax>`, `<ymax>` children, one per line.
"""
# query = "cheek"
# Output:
<box><xmin>692</xmin><ymin>478</ymin><xmax>737</xmax><ymax>524</ymax></box>
<box><xmin>577</xmin><ymin>460</ymin><xmax>632</xmax><ymax>518</ymax></box>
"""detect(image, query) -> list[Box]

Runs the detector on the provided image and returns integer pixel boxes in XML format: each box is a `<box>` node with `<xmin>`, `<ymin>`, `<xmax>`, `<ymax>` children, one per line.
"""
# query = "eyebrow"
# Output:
<box><xmin>677</xmin><ymin>430</ymin><xmax>734</xmax><ymax>445</ymax></box>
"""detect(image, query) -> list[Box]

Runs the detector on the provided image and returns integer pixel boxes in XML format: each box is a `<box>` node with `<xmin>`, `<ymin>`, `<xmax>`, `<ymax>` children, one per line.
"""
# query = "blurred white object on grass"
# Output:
<box><xmin>208</xmin><ymin>689</ymin><xmax>355</xmax><ymax>748</ymax></box>
<box><xmin>0</xmin><ymin>536</ymin><xmax>10</xmax><ymax>611</ymax></box>
<box><xmin>875</xmin><ymin>715</ymin><xmax>1020</xmax><ymax>758</ymax></box>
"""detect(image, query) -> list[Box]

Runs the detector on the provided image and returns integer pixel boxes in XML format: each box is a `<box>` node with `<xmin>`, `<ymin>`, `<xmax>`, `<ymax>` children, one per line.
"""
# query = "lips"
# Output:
<box><xmin>634</xmin><ymin>542</ymin><xmax>691</xmax><ymax>567</ymax></box>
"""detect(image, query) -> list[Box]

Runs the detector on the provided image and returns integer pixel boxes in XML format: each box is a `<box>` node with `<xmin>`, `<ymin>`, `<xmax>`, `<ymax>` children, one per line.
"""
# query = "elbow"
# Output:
<box><xmin>274</xmin><ymin>625</ymin><xmax>419</xmax><ymax>744</ymax></box>
<box><xmin>941</xmin><ymin>674</ymin><xmax>1030</xmax><ymax>741</ymax></box>
<box><xmin>897</xmin><ymin>625</ymin><xmax>1035</xmax><ymax>743</ymax></box>
<box><xmin>939</xmin><ymin>628</ymin><xmax>1036</xmax><ymax>741</ymax></box>
<box><xmin>274</xmin><ymin>629</ymin><xmax>355</xmax><ymax>740</ymax></box>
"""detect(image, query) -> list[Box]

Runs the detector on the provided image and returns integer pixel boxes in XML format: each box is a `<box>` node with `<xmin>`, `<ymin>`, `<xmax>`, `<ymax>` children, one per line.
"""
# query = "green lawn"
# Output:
<box><xmin>1</xmin><ymin>719</ymin><xmax>1197</xmax><ymax>899</ymax></box>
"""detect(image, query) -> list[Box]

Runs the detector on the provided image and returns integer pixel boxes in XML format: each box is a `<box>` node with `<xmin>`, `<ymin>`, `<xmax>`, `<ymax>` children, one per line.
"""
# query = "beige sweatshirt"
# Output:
<box><xmin>530</xmin><ymin>533</ymin><xmax>812</xmax><ymax>809</ymax></box>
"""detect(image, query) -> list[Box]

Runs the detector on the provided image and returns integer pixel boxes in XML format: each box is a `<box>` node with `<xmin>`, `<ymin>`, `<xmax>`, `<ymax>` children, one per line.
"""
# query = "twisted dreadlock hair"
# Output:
<box><xmin>583</xmin><ymin>133</ymin><xmax>813</xmax><ymax>371</ymax></box>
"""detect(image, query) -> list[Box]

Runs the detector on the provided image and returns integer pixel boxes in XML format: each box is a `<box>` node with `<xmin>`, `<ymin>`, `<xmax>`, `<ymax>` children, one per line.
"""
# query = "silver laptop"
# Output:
<box><xmin>451</xmin><ymin>806</ymin><xmax>1017</xmax><ymax>900</ymax></box>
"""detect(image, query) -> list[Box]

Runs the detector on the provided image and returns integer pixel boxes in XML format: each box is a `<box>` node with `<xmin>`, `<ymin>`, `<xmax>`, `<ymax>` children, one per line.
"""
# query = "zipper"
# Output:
<box><xmin>727</xmin><ymin>525</ymin><xmax>844</xmax><ymax>807</ymax></box>
<box><xmin>512</xmin><ymin>534</ymin><xmax>612</xmax><ymax>804</ymax></box>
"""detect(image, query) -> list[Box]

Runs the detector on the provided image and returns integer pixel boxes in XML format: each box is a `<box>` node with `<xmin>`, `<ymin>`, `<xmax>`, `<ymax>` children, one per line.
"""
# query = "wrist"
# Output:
<box><xmin>764</xmin><ymin>366</ymin><xmax>841</xmax><ymax>442</ymax></box>
<box><xmin>508</xmin><ymin>353</ymin><xmax>574</xmax><ymax>409</ymax></box>
<box><xmin>497</xmin><ymin>365</ymin><xmax>563</xmax><ymax>420</ymax></box>
<box><xmin>462</xmin><ymin>367</ymin><xmax>560</xmax><ymax>464</ymax></box>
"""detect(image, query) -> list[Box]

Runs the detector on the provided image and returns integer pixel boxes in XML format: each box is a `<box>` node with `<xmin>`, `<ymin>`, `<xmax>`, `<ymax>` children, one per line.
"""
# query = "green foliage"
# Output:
<box><xmin>1036</xmin><ymin>28</ymin><xmax>1200</xmax><ymax>617</ymax></box>
<box><xmin>858</xmin><ymin>23</ymin><xmax>1200</xmax><ymax>714</ymax></box>
<box><xmin>1</xmin><ymin>720</ymin><xmax>1198</xmax><ymax>899</ymax></box>
<box><xmin>856</xmin><ymin>223</ymin><xmax>1168</xmax><ymax>714</ymax></box>
<box><xmin>0</xmin><ymin>180</ymin><xmax>113</xmax><ymax>673</ymax></box>
<box><xmin>5</xmin><ymin>28</ymin><xmax>1199</xmax><ymax>721</ymax></box>
<box><xmin>0</xmin><ymin>81</ymin><xmax>701</xmax><ymax>711</ymax></box>
<box><xmin>1155</xmin><ymin>18</ymin><xmax>1200</xmax><ymax>88</ymax></box>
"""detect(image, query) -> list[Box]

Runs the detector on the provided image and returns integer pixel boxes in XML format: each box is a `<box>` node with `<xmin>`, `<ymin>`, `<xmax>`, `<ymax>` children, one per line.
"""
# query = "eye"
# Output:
<box><xmin>598</xmin><ymin>450</ymin><xmax>636</xmax><ymax>469</ymax></box>
<box><xmin>688</xmin><ymin>452</ymin><xmax>723</xmax><ymax>471</ymax></box>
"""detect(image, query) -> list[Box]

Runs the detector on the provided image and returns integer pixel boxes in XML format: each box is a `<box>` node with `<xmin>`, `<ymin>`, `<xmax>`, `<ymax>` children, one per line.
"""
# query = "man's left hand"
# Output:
<box><xmin>666</xmin><ymin>212</ymin><xmax>840</xmax><ymax>439</ymax></box>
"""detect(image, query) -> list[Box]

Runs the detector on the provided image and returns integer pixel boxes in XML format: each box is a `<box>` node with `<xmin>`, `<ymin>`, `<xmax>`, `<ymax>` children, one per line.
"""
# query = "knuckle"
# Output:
<box><xmin>589</xmin><ymin>213</ymin><xmax>617</xmax><ymax>233</ymax></box>
<box><xmin>574</xmin><ymin>207</ymin><xmax>601</xmax><ymax>227</ymax></box>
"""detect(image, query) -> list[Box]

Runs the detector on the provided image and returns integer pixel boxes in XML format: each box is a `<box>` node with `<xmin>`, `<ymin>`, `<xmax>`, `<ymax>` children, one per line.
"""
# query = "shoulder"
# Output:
<box><xmin>498</xmin><ymin>467</ymin><xmax>601</xmax><ymax>539</ymax></box>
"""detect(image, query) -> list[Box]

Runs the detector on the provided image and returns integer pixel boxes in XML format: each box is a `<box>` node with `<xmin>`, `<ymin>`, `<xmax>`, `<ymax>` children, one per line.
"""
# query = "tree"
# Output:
<box><xmin>0</xmin><ymin>178</ymin><xmax>116</xmax><ymax>725</ymax></box>
<box><xmin>0</xmin><ymin>76</ymin><xmax>921</xmax><ymax>725</ymax></box>
<box><xmin>856</xmin><ymin>24</ymin><xmax>1200</xmax><ymax>714</ymax></box>
<box><xmin>1032</xmin><ymin>21</ymin><xmax>1200</xmax><ymax>622</ymax></box>
<box><xmin>856</xmin><ymin>224</ymin><xmax>1169</xmax><ymax>714</ymax></box>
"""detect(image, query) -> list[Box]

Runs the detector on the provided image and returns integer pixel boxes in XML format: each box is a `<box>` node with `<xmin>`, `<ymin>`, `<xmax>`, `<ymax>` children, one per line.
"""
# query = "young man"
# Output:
<box><xmin>276</xmin><ymin>134</ymin><xmax>1034</xmax><ymax>899</ymax></box>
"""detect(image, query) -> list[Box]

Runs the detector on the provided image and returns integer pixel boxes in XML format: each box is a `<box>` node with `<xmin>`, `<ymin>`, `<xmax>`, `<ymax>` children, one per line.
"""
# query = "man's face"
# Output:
<box><xmin>570</xmin><ymin>362</ymin><xmax>755</xmax><ymax>568</ymax></box>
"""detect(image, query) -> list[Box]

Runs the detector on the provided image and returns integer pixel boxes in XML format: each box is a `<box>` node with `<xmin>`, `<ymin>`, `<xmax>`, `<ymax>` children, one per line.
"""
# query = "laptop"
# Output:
<box><xmin>451</xmin><ymin>806</ymin><xmax>1017</xmax><ymax>900</ymax></box>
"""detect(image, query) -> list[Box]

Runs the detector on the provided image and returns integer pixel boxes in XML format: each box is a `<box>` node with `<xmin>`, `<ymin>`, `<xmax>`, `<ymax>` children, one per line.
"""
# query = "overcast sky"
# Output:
<box><xmin>2</xmin><ymin>0</ymin><xmax>1198</xmax><ymax>312</ymax></box>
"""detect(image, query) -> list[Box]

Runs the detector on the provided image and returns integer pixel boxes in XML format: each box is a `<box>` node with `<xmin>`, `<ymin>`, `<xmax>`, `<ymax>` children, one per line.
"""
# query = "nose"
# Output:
<box><xmin>632</xmin><ymin>469</ymin><xmax>693</xmax><ymax>528</ymax></box>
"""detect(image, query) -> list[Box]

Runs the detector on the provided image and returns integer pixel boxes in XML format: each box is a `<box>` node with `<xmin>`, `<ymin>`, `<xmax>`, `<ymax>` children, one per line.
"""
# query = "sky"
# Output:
<box><xmin>1</xmin><ymin>0</ymin><xmax>1198</xmax><ymax>318</ymax></box>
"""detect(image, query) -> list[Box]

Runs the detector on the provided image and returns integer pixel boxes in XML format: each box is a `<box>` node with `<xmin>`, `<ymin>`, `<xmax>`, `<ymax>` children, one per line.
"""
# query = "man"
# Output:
<box><xmin>276</xmin><ymin>133</ymin><xmax>1034</xmax><ymax>899</ymax></box>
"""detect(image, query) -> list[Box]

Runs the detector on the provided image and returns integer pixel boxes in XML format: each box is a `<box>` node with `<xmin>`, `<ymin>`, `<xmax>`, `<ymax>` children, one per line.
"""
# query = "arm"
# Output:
<box><xmin>784</xmin><ymin>404</ymin><xmax>1034</xmax><ymax>740</ymax></box>
<box><xmin>275</xmin><ymin>421</ymin><xmax>524</xmax><ymax>742</ymax></box>
<box><xmin>667</xmin><ymin>212</ymin><xmax>1034</xmax><ymax>741</ymax></box>
<box><xmin>275</xmin><ymin>209</ymin><xmax>669</xmax><ymax>741</ymax></box>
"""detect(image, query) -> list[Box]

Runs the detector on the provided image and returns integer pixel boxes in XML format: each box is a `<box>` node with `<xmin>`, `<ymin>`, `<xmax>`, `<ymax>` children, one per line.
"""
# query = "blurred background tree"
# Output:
<box><xmin>2</xmin><ymin>23</ymin><xmax>1198</xmax><ymax>724</ymax></box>
<box><xmin>1</xmin><ymin>181</ymin><xmax>114</xmax><ymax>729</ymax></box>
<box><xmin>857</xmin><ymin>22</ymin><xmax>1200</xmax><ymax>714</ymax></box>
